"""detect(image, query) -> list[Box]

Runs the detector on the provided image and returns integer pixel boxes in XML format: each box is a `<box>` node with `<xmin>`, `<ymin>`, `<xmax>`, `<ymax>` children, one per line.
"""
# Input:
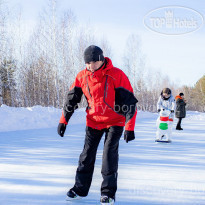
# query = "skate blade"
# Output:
<box><xmin>155</xmin><ymin>140</ymin><xmax>172</xmax><ymax>143</ymax></box>
<box><xmin>101</xmin><ymin>202</ymin><xmax>114</xmax><ymax>205</ymax></box>
<box><xmin>66</xmin><ymin>196</ymin><xmax>82</xmax><ymax>201</ymax></box>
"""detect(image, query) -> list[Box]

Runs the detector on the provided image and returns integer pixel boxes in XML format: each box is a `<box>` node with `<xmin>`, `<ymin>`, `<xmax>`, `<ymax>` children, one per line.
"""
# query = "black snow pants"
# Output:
<box><xmin>176</xmin><ymin>117</ymin><xmax>182</xmax><ymax>129</ymax></box>
<box><xmin>72</xmin><ymin>126</ymin><xmax>123</xmax><ymax>199</ymax></box>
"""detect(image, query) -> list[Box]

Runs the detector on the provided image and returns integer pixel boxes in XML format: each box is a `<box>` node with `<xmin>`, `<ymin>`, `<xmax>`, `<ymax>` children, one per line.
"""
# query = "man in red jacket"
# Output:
<box><xmin>58</xmin><ymin>45</ymin><xmax>138</xmax><ymax>204</ymax></box>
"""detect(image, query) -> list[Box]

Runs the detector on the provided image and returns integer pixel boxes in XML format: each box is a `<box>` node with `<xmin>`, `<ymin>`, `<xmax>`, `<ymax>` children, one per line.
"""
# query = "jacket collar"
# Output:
<box><xmin>85</xmin><ymin>57</ymin><xmax>113</xmax><ymax>77</ymax></box>
<box><xmin>161</xmin><ymin>93</ymin><xmax>171</xmax><ymax>101</ymax></box>
<box><xmin>175</xmin><ymin>95</ymin><xmax>182</xmax><ymax>100</ymax></box>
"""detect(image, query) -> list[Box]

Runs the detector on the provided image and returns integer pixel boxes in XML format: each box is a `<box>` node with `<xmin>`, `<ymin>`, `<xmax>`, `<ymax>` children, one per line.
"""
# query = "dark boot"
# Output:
<box><xmin>100</xmin><ymin>195</ymin><xmax>115</xmax><ymax>204</ymax></box>
<box><xmin>66</xmin><ymin>189</ymin><xmax>82</xmax><ymax>200</ymax></box>
<box><xmin>176</xmin><ymin>118</ymin><xmax>182</xmax><ymax>130</ymax></box>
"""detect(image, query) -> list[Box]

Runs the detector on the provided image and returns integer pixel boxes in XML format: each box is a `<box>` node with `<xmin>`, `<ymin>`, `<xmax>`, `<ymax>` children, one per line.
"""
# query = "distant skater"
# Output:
<box><xmin>156</xmin><ymin>88</ymin><xmax>176</xmax><ymax>142</ymax></box>
<box><xmin>175</xmin><ymin>93</ymin><xmax>186</xmax><ymax>130</ymax></box>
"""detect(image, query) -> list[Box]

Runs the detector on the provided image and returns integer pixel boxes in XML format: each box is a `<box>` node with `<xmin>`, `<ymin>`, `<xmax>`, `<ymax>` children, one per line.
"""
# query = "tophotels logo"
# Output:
<box><xmin>143</xmin><ymin>6</ymin><xmax>204</xmax><ymax>35</ymax></box>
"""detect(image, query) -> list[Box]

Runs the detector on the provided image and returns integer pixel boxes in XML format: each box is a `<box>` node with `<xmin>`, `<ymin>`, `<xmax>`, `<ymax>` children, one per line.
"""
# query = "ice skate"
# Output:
<box><xmin>100</xmin><ymin>195</ymin><xmax>115</xmax><ymax>205</ymax></box>
<box><xmin>66</xmin><ymin>189</ymin><xmax>82</xmax><ymax>201</ymax></box>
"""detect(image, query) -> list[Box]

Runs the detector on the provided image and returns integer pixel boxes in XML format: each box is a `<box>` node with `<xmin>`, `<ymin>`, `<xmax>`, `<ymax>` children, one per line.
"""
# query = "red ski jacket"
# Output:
<box><xmin>59</xmin><ymin>57</ymin><xmax>138</xmax><ymax>131</ymax></box>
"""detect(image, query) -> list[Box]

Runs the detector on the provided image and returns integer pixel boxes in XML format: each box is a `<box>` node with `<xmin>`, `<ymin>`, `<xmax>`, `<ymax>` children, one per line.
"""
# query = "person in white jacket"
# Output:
<box><xmin>157</xmin><ymin>88</ymin><xmax>176</xmax><ymax>113</ymax></box>
<box><xmin>156</xmin><ymin>88</ymin><xmax>176</xmax><ymax>142</ymax></box>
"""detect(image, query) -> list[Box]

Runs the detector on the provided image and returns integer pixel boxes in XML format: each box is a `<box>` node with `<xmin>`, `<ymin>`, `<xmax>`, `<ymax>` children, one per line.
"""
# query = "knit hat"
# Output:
<box><xmin>84</xmin><ymin>45</ymin><xmax>104</xmax><ymax>63</ymax></box>
<box><xmin>179</xmin><ymin>92</ymin><xmax>184</xmax><ymax>96</ymax></box>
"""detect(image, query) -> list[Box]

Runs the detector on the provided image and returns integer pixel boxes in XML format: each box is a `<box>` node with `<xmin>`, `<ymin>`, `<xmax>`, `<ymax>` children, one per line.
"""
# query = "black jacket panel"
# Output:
<box><xmin>63</xmin><ymin>86</ymin><xmax>83</xmax><ymax>122</ymax></box>
<box><xmin>115</xmin><ymin>87</ymin><xmax>138</xmax><ymax>123</ymax></box>
<box><xmin>175</xmin><ymin>98</ymin><xmax>186</xmax><ymax>118</ymax></box>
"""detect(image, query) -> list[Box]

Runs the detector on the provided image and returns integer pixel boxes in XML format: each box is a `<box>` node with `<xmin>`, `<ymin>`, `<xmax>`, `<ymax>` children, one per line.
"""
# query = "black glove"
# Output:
<box><xmin>157</xmin><ymin>109</ymin><xmax>161</xmax><ymax>113</ymax></box>
<box><xmin>124</xmin><ymin>130</ymin><xmax>135</xmax><ymax>143</ymax></box>
<box><xmin>57</xmin><ymin>123</ymin><xmax>67</xmax><ymax>137</ymax></box>
<box><xmin>171</xmin><ymin>110</ymin><xmax>174</xmax><ymax>113</ymax></box>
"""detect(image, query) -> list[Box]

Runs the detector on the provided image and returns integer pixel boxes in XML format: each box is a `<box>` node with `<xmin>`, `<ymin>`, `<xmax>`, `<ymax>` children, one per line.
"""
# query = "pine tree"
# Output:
<box><xmin>0</xmin><ymin>59</ymin><xmax>16</xmax><ymax>106</ymax></box>
<box><xmin>194</xmin><ymin>75</ymin><xmax>205</xmax><ymax>112</ymax></box>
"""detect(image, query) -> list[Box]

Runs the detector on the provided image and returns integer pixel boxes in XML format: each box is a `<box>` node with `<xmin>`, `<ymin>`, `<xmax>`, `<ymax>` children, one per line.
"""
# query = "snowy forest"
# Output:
<box><xmin>0</xmin><ymin>0</ymin><xmax>205</xmax><ymax>112</ymax></box>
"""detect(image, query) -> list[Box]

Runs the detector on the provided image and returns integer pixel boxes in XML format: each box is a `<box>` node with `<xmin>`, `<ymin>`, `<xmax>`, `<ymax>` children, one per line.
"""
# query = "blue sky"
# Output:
<box><xmin>9</xmin><ymin>0</ymin><xmax>205</xmax><ymax>86</ymax></box>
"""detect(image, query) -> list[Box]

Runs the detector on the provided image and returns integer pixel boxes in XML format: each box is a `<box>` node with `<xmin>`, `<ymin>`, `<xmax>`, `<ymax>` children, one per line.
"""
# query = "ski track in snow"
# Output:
<box><xmin>0</xmin><ymin>107</ymin><xmax>205</xmax><ymax>204</ymax></box>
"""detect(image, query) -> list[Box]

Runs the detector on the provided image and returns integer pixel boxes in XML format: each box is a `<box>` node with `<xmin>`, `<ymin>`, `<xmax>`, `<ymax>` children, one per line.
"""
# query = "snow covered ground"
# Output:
<box><xmin>0</xmin><ymin>105</ymin><xmax>205</xmax><ymax>205</ymax></box>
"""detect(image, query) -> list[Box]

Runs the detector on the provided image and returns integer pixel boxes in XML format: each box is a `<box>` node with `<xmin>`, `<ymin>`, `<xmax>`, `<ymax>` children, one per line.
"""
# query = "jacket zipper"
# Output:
<box><xmin>103</xmin><ymin>75</ymin><xmax>114</xmax><ymax>110</ymax></box>
<box><xmin>86</xmin><ymin>76</ymin><xmax>92</xmax><ymax>99</ymax></box>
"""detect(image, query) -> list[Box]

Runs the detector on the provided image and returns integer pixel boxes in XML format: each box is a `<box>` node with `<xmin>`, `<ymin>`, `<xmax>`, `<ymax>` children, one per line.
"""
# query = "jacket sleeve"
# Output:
<box><xmin>59</xmin><ymin>76</ymin><xmax>83</xmax><ymax>125</ymax></box>
<box><xmin>157</xmin><ymin>97</ymin><xmax>162</xmax><ymax>110</ymax></box>
<box><xmin>115</xmin><ymin>71</ymin><xmax>138</xmax><ymax>131</ymax></box>
<box><xmin>171</xmin><ymin>97</ymin><xmax>176</xmax><ymax>111</ymax></box>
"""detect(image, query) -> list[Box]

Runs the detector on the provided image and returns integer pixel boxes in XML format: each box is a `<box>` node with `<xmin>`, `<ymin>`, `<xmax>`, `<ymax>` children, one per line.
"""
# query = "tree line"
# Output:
<box><xmin>0</xmin><ymin>0</ymin><xmax>204</xmax><ymax>112</ymax></box>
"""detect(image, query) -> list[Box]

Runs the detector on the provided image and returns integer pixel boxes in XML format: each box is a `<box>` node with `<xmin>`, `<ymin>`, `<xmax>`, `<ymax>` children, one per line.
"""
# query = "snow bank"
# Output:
<box><xmin>0</xmin><ymin>105</ymin><xmax>86</xmax><ymax>132</ymax></box>
<box><xmin>186</xmin><ymin>111</ymin><xmax>205</xmax><ymax>121</ymax></box>
<box><xmin>137</xmin><ymin>110</ymin><xmax>158</xmax><ymax>119</ymax></box>
<box><xmin>0</xmin><ymin>105</ymin><xmax>157</xmax><ymax>132</ymax></box>
<box><xmin>1</xmin><ymin>104</ymin><xmax>204</xmax><ymax>132</ymax></box>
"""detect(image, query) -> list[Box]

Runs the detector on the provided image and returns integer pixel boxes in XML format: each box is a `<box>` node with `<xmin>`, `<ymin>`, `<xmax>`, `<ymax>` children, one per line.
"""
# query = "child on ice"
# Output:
<box><xmin>156</xmin><ymin>88</ymin><xmax>176</xmax><ymax>142</ymax></box>
<box><xmin>157</xmin><ymin>88</ymin><xmax>175</xmax><ymax>113</ymax></box>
